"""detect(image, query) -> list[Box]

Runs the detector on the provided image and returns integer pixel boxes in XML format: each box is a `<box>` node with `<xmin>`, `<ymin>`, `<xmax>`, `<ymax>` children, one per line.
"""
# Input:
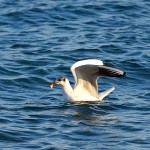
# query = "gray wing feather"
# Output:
<box><xmin>74</xmin><ymin>64</ymin><xmax>125</xmax><ymax>96</ymax></box>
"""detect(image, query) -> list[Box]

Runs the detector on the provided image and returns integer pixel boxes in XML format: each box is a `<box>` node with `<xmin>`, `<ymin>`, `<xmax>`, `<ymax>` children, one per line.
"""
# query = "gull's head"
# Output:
<box><xmin>50</xmin><ymin>76</ymin><xmax>67</xmax><ymax>89</ymax></box>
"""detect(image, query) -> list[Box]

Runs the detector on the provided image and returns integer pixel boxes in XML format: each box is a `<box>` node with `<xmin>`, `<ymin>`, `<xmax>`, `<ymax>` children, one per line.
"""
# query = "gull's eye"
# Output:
<box><xmin>58</xmin><ymin>78</ymin><xmax>61</xmax><ymax>81</ymax></box>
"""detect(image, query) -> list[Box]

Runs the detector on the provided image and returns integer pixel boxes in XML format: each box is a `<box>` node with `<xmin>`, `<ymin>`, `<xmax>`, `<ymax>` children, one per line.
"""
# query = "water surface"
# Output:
<box><xmin>0</xmin><ymin>0</ymin><xmax>150</xmax><ymax>149</ymax></box>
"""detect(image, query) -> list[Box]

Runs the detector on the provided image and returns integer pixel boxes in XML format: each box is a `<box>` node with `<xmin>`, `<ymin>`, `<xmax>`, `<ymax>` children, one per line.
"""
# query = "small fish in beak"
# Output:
<box><xmin>49</xmin><ymin>81</ymin><xmax>58</xmax><ymax>89</ymax></box>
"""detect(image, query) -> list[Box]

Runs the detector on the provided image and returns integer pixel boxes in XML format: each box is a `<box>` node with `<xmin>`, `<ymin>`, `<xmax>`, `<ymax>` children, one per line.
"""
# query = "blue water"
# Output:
<box><xmin>0</xmin><ymin>0</ymin><xmax>150</xmax><ymax>149</ymax></box>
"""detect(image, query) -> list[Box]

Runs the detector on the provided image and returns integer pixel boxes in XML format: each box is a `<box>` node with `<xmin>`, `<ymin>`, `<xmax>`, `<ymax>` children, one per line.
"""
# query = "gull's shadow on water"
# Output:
<box><xmin>66</xmin><ymin>101</ymin><xmax>119</xmax><ymax>126</ymax></box>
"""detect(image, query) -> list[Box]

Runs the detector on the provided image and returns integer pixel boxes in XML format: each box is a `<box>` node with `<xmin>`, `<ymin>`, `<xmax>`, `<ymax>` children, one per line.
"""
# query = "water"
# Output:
<box><xmin>0</xmin><ymin>0</ymin><xmax>150</xmax><ymax>149</ymax></box>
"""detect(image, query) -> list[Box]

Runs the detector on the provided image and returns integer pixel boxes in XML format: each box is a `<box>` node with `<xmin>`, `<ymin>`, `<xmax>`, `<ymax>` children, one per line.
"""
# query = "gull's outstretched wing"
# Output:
<box><xmin>71</xmin><ymin>59</ymin><xmax>125</xmax><ymax>97</ymax></box>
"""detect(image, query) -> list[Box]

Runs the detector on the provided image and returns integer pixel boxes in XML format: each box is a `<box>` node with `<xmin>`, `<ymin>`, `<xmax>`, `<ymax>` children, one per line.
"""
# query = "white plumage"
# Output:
<box><xmin>50</xmin><ymin>59</ymin><xmax>125</xmax><ymax>102</ymax></box>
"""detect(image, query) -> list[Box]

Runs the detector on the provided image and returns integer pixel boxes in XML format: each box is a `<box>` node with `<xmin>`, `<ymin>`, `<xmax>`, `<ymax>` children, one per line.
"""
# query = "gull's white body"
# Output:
<box><xmin>52</xmin><ymin>59</ymin><xmax>125</xmax><ymax>102</ymax></box>
<box><xmin>62</xmin><ymin>78</ymin><xmax>115</xmax><ymax>101</ymax></box>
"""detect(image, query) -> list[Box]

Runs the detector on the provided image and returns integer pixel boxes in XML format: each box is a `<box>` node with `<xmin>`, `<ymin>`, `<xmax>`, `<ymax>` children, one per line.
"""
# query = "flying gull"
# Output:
<box><xmin>50</xmin><ymin>59</ymin><xmax>125</xmax><ymax>102</ymax></box>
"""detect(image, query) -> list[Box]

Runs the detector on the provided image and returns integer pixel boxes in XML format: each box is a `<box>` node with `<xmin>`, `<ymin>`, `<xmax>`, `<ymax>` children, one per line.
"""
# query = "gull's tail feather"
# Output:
<box><xmin>99</xmin><ymin>87</ymin><xmax>115</xmax><ymax>100</ymax></box>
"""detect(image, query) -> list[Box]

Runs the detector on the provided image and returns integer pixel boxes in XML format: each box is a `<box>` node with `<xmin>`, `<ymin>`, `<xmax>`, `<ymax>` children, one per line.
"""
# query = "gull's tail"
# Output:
<box><xmin>99</xmin><ymin>87</ymin><xmax>115</xmax><ymax>100</ymax></box>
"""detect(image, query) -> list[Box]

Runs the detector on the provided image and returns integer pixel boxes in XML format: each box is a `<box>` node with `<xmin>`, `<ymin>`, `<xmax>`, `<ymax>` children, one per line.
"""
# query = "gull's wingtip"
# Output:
<box><xmin>99</xmin><ymin>87</ymin><xmax>115</xmax><ymax>100</ymax></box>
<box><xmin>111</xmin><ymin>87</ymin><xmax>115</xmax><ymax>91</ymax></box>
<box><xmin>118</xmin><ymin>71</ymin><xmax>126</xmax><ymax>77</ymax></box>
<box><xmin>123</xmin><ymin>71</ymin><xmax>126</xmax><ymax>76</ymax></box>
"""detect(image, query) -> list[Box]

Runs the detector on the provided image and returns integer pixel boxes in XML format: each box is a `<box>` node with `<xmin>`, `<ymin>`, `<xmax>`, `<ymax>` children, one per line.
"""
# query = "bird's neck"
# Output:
<box><xmin>62</xmin><ymin>79</ymin><xmax>73</xmax><ymax>100</ymax></box>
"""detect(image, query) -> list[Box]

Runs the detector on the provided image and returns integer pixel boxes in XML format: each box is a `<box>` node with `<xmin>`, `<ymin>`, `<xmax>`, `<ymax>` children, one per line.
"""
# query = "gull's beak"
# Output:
<box><xmin>50</xmin><ymin>81</ymin><xmax>58</xmax><ymax>89</ymax></box>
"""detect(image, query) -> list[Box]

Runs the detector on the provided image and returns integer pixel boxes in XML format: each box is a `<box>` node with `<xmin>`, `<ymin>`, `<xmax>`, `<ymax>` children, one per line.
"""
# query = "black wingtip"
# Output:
<box><xmin>117</xmin><ymin>71</ymin><xmax>126</xmax><ymax>77</ymax></box>
<box><xmin>112</xmin><ymin>71</ymin><xmax>126</xmax><ymax>77</ymax></box>
<box><xmin>123</xmin><ymin>71</ymin><xmax>126</xmax><ymax>77</ymax></box>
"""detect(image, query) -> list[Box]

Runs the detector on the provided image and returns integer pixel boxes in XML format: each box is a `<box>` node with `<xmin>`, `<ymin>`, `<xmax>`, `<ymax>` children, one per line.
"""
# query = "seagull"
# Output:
<box><xmin>50</xmin><ymin>59</ymin><xmax>125</xmax><ymax>102</ymax></box>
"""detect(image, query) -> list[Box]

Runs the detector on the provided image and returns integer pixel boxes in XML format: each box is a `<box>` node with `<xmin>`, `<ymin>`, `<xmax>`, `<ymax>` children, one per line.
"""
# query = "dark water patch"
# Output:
<box><xmin>51</xmin><ymin>15</ymin><xmax>69</xmax><ymax>22</ymax></box>
<box><xmin>100</xmin><ymin>44</ymin><xmax>126</xmax><ymax>54</ymax></box>
<box><xmin>16</xmin><ymin>59</ymin><xmax>49</xmax><ymax>67</ymax></box>
<box><xmin>0</xmin><ymin>66</ymin><xmax>22</xmax><ymax>76</ymax></box>
<box><xmin>0</xmin><ymin>118</ymin><xmax>11</xmax><ymax>124</ymax></box>
<box><xmin>20</xmin><ymin>117</ymin><xmax>42</xmax><ymax>124</ymax></box>
<box><xmin>72</xmin><ymin>129</ymin><xmax>99</xmax><ymax>137</ymax></box>
<box><xmin>11</xmin><ymin>43</ymin><xmax>31</xmax><ymax>49</ymax></box>
<box><xmin>72</xmin><ymin>8</ymin><xmax>98</xmax><ymax>17</ymax></box>
<box><xmin>28</xmin><ymin>7</ymin><xmax>47</xmax><ymax>14</ymax></box>
<box><xmin>13</xmin><ymin>77</ymin><xmax>33</xmax><ymax>85</ymax></box>
<box><xmin>0</xmin><ymin>131</ymin><xmax>25</xmax><ymax>143</ymax></box>
<box><xmin>127</xmin><ymin>139</ymin><xmax>150</xmax><ymax>145</ymax></box>
<box><xmin>74</xmin><ymin>48</ymin><xmax>100</xmax><ymax>53</ymax></box>
<box><xmin>20</xmin><ymin>102</ymin><xmax>63</xmax><ymax>112</ymax></box>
